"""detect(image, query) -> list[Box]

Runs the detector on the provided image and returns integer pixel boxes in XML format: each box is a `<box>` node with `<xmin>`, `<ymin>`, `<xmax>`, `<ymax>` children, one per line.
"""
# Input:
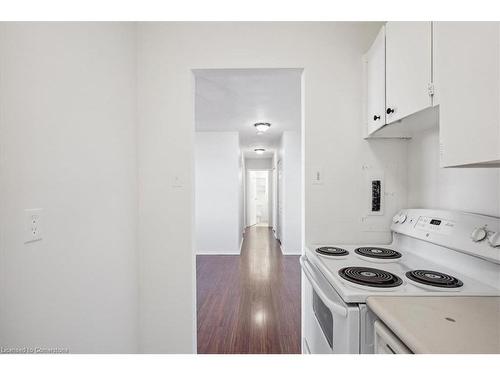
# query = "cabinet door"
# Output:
<box><xmin>374</xmin><ymin>321</ymin><xmax>412</xmax><ymax>354</ymax></box>
<box><xmin>434</xmin><ymin>22</ymin><xmax>500</xmax><ymax>167</ymax></box>
<box><xmin>386</xmin><ymin>22</ymin><xmax>432</xmax><ymax>123</ymax></box>
<box><xmin>366</xmin><ymin>26</ymin><xmax>386</xmax><ymax>135</ymax></box>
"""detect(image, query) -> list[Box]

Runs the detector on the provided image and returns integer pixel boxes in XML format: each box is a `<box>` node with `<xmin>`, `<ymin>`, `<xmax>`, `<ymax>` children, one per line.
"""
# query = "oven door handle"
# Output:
<box><xmin>300</xmin><ymin>256</ymin><xmax>348</xmax><ymax>318</ymax></box>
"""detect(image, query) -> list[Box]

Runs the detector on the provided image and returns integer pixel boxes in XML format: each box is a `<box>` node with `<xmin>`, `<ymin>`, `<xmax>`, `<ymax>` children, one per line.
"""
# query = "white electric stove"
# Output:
<box><xmin>301</xmin><ymin>208</ymin><xmax>500</xmax><ymax>354</ymax></box>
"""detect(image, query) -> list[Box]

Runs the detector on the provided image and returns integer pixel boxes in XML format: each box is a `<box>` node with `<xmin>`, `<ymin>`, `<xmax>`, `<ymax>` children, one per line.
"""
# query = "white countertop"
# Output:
<box><xmin>367</xmin><ymin>296</ymin><xmax>500</xmax><ymax>354</ymax></box>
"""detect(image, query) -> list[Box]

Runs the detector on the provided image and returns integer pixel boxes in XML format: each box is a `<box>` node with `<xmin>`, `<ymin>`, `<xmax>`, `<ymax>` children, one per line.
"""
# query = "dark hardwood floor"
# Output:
<box><xmin>196</xmin><ymin>226</ymin><xmax>301</xmax><ymax>354</ymax></box>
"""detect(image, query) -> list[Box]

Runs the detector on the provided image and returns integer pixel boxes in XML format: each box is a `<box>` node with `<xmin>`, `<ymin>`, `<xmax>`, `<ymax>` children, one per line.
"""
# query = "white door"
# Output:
<box><xmin>277</xmin><ymin>160</ymin><xmax>283</xmax><ymax>240</ymax></box>
<box><xmin>366</xmin><ymin>26</ymin><xmax>386</xmax><ymax>135</ymax></box>
<box><xmin>247</xmin><ymin>171</ymin><xmax>258</xmax><ymax>227</ymax></box>
<box><xmin>385</xmin><ymin>21</ymin><xmax>432</xmax><ymax>123</ymax></box>
<box><xmin>246</xmin><ymin>171</ymin><xmax>269</xmax><ymax>227</ymax></box>
<box><xmin>254</xmin><ymin>173</ymin><xmax>268</xmax><ymax>225</ymax></box>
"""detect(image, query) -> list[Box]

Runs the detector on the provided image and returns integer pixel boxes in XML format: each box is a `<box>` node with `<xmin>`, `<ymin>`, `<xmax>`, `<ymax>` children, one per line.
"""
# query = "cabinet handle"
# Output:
<box><xmin>386</xmin><ymin>108</ymin><xmax>395</xmax><ymax>114</ymax></box>
<box><xmin>373</xmin><ymin>115</ymin><xmax>381</xmax><ymax>121</ymax></box>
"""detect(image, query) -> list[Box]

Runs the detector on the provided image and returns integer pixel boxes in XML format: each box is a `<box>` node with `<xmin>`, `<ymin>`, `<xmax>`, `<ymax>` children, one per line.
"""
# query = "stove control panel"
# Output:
<box><xmin>391</xmin><ymin>209</ymin><xmax>500</xmax><ymax>264</ymax></box>
<box><xmin>415</xmin><ymin>216</ymin><xmax>455</xmax><ymax>235</ymax></box>
<box><xmin>487</xmin><ymin>232</ymin><xmax>500</xmax><ymax>247</ymax></box>
<box><xmin>392</xmin><ymin>212</ymin><xmax>407</xmax><ymax>224</ymax></box>
<box><xmin>471</xmin><ymin>227</ymin><xmax>488</xmax><ymax>242</ymax></box>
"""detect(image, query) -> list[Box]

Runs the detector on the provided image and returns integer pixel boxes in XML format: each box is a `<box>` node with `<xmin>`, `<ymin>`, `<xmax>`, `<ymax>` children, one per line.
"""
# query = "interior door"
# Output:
<box><xmin>246</xmin><ymin>171</ymin><xmax>258</xmax><ymax>227</ymax></box>
<box><xmin>254</xmin><ymin>173</ymin><xmax>268</xmax><ymax>224</ymax></box>
<box><xmin>246</xmin><ymin>170</ymin><xmax>269</xmax><ymax>226</ymax></box>
<box><xmin>385</xmin><ymin>21</ymin><xmax>432</xmax><ymax>123</ymax></box>
<box><xmin>366</xmin><ymin>26</ymin><xmax>386</xmax><ymax>134</ymax></box>
<box><xmin>277</xmin><ymin>160</ymin><xmax>283</xmax><ymax>240</ymax></box>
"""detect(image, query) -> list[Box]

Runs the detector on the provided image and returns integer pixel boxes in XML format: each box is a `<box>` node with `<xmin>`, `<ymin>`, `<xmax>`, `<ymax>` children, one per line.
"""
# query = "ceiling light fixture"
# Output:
<box><xmin>254</xmin><ymin>122</ymin><xmax>271</xmax><ymax>132</ymax></box>
<box><xmin>254</xmin><ymin>148</ymin><xmax>266</xmax><ymax>155</ymax></box>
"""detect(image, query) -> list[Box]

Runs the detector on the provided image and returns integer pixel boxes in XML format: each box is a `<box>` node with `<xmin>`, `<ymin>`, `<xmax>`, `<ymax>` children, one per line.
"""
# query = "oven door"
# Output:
<box><xmin>301</xmin><ymin>256</ymin><xmax>360</xmax><ymax>354</ymax></box>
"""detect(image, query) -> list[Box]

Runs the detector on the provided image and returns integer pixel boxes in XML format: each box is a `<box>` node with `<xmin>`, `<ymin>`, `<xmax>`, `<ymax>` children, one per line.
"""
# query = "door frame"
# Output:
<box><xmin>245</xmin><ymin>168</ymin><xmax>272</xmax><ymax>229</ymax></box>
<box><xmin>191</xmin><ymin>67</ymin><xmax>305</xmax><ymax>352</ymax></box>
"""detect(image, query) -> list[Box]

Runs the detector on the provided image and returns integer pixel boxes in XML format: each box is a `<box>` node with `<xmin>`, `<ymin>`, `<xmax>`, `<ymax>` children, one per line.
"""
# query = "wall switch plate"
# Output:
<box><xmin>171</xmin><ymin>175</ymin><xmax>184</xmax><ymax>188</ymax></box>
<box><xmin>24</xmin><ymin>208</ymin><xmax>43</xmax><ymax>243</ymax></box>
<box><xmin>312</xmin><ymin>167</ymin><xmax>324</xmax><ymax>185</ymax></box>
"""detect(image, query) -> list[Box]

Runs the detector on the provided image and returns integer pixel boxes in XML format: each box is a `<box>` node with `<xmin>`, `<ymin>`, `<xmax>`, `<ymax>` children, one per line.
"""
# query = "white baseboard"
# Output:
<box><xmin>282</xmin><ymin>250</ymin><xmax>302</xmax><ymax>255</ymax></box>
<box><xmin>196</xmin><ymin>250</ymin><xmax>241</xmax><ymax>255</ymax></box>
<box><xmin>196</xmin><ymin>239</ymin><xmax>244</xmax><ymax>256</ymax></box>
<box><xmin>278</xmin><ymin>244</ymin><xmax>302</xmax><ymax>255</ymax></box>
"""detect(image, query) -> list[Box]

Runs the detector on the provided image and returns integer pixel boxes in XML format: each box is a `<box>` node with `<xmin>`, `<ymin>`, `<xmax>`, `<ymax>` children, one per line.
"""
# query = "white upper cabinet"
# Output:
<box><xmin>364</xmin><ymin>22</ymin><xmax>435</xmax><ymax>138</ymax></box>
<box><xmin>364</xmin><ymin>21</ymin><xmax>500</xmax><ymax>167</ymax></box>
<box><xmin>385</xmin><ymin>22</ymin><xmax>433</xmax><ymax>123</ymax></box>
<box><xmin>434</xmin><ymin>22</ymin><xmax>500</xmax><ymax>167</ymax></box>
<box><xmin>365</xmin><ymin>26</ymin><xmax>386</xmax><ymax>135</ymax></box>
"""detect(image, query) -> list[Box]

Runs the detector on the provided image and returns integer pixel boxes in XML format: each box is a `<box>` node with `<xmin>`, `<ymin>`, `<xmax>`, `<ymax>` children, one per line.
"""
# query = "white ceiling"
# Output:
<box><xmin>194</xmin><ymin>68</ymin><xmax>302</xmax><ymax>159</ymax></box>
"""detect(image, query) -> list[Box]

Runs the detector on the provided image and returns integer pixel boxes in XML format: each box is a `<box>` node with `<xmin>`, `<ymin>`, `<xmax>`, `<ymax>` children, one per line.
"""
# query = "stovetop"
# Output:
<box><xmin>305</xmin><ymin>244</ymin><xmax>500</xmax><ymax>303</ymax></box>
<box><xmin>339</xmin><ymin>266</ymin><xmax>404</xmax><ymax>288</ymax></box>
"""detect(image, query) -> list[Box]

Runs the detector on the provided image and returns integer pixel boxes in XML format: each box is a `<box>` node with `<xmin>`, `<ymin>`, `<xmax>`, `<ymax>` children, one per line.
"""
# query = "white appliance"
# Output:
<box><xmin>301</xmin><ymin>208</ymin><xmax>500</xmax><ymax>354</ymax></box>
<box><xmin>373</xmin><ymin>320</ymin><xmax>411</xmax><ymax>354</ymax></box>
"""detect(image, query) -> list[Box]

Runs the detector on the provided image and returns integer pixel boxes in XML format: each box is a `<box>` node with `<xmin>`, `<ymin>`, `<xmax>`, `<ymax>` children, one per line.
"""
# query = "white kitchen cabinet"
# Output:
<box><xmin>385</xmin><ymin>22</ymin><xmax>433</xmax><ymax>124</ymax></box>
<box><xmin>365</xmin><ymin>26</ymin><xmax>386</xmax><ymax>135</ymax></box>
<box><xmin>434</xmin><ymin>22</ymin><xmax>500</xmax><ymax>167</ymax></box>
<box><xmin>364</xmin><ymin>22</ymin><xmax>435</xmax><ymax>138</ymax></box>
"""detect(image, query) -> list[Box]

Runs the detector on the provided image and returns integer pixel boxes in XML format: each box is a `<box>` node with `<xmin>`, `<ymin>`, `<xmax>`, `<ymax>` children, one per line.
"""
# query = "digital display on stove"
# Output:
<box><xmin>430</xmin><ymin>219</ymin><xmax>442</xmax><ymax>225</ymax></box>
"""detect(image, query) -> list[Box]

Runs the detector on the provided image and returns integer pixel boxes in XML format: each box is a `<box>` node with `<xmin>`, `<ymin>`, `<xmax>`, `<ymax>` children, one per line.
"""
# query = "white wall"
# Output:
<box><xmin>195</xmin><ymin>132</ymin><xmax>241</xmax><ymax>254</ymax></box>
<box><xmin>0</xmin><ymin>23</ymin><xmax>139</xmax><ymax>353</ymax></box>
<box><xmin>408</xmin><ymin>128</ymin><xmax>500</xmax><ymax>217</ymax></box>
<box><xmin>245</xmin><ymin>157</ymin><xmax>273</xmax><ymax>170</ymax></box>
<box><xmin>280</xmin><ymin>131</ymin><xmax>302</xmax><ymax>254</ymax></box>
<box><xmin>136</xmin><ymin>22</ymin><xmax>405</xmax><ymax>353</ymax></box>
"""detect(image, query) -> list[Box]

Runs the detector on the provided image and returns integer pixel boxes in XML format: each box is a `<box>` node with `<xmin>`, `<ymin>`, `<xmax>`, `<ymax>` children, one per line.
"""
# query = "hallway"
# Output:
<box><xmin>196</xmin><ymin>226</ymin><xmax>301</xmax><ymax>354</ymax></box>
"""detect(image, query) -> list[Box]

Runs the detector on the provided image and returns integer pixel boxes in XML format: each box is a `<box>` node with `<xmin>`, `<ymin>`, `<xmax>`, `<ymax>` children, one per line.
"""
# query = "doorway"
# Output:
<box><xmin>246</xmin><ymin>170</ymin><xmax>270</xmax><ymax>227</ymax></box>
<box><xmin>193</xmin><ymin>68</ymin><xmax>303</xmax><ymax>354</ymax></box>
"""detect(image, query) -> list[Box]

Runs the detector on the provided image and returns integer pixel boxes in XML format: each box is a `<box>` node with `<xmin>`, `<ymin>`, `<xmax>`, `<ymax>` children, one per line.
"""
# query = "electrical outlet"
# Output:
<box><xmin>25</xmin><ymin>208</ymin><xmax>43</xmax><ymax>243</ymax></box>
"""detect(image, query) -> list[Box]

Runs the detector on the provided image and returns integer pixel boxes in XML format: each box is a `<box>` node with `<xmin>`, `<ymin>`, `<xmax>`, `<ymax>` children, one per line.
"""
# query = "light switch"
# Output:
<box><xmin>312</xmin><ymin>167</ymin><xmax>324</xmax><ymax>185</ymax></box>
<box><xmin>172</xmin><ymin>175</ymin><xmax>184</xmax><ymax>188</ymax></box>
<box><xmin>25</xmin><ymin>208</ymin><xmax>43</xmax><ymax>243</ymax></box>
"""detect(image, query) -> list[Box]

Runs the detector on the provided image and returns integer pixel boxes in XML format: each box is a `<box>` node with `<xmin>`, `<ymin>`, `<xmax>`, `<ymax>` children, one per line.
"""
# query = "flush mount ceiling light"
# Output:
<box><xmin>254</xmin><ymin>148</ymin><xmax>266</xmax><ymax>155</ymax></box>
<box><xmin>254</xmin><ymin>122</ymin><xmax>271</xmax><ymax>132</ymax></box>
